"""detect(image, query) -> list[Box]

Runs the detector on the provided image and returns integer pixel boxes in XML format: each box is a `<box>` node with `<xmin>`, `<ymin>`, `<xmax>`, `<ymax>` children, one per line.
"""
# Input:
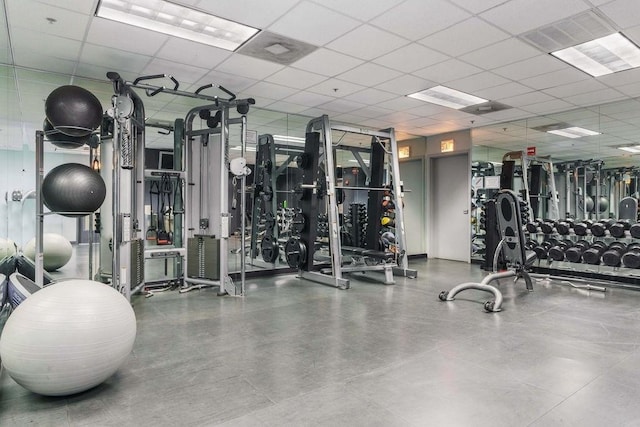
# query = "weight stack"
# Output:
<box><xmin>187</xmin><ymin>235</ymin><xmax>220</xmax><ymax>280</ymax></box>
<box><xmin>129</xmin><ymin>238</ymin><xmax>144</xmax><ymax>287</ymax></box>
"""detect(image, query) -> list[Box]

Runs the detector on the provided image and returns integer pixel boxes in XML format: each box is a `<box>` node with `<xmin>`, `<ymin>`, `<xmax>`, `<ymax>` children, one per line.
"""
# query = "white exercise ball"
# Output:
<box><xmin>0</xmin><ymin>238</ymin><xmax>17</xmax><ymax>259</ymax></box>
<box><xmin>23</xmin><ymin>233</ymin><xmax>73</xmax><ymax>271</ymax></box>
<box><xmin>0</xmin><ymin>279</ymin><xmax>136</xmax><ymax>396</ymax></box>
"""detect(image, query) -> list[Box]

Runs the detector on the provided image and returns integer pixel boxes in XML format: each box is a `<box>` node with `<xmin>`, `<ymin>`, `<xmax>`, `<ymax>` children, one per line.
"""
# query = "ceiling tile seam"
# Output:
<box><xmin>69</xmin><ymin>10</ymin><xmax>100</xmax><ymax>85</ymax></box>
<box><xmin>305</xmin><ymin>0</ymin><xmax>394</xmax><ymax>25</ymax></box>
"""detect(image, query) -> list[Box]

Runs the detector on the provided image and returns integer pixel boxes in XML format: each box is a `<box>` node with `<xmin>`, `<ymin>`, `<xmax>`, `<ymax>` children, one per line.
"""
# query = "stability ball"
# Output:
<box><xmin>42</xmin><ymin>163</ymin><xmax>106</xmax><ymax>217</ymax></box>
<box><xmin>23</xmin><ymin>233</ymin><xmax>73</xmax><ymax>271</ymax></box>
<box><xmin>44</xmin><ymin>85</ymin><xmax>103</xmax><ymax>137</ymax></box>
<box><xmin>43</xmin><ymin>118</ymin><xmax>89</xmax><ymax>149</ymax></box>
<box><xmin>598</xmin><ymin>196</ymin><xmax>609</xmax><ymax>213</ymax></box>
<box><xmin>0</xmin><ymin>279</ymin><xmax>136</xmax><ymax>396</ymax></box>
<box><xmin>0</xmin><ymin>237</ymin><xmax>17</xmax><ymax>259</ymax></box>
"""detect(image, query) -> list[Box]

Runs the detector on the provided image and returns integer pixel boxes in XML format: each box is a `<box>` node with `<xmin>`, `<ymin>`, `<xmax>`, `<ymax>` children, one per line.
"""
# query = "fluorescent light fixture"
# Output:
<box><xmin>618</xmin><ymin>146</ymin><xmax>640</xmax><ymax>153</ymax></box>
<box><xmin>273</xmin><ymin>135</ymin><xmax>306</xmax><ymax>144</ymax></box>
<box><xmin>407</xmin><ymin>85</ymin><xmax>487</xmax><ymax>110</ymax></box>
<box><xmin>230</xmin><ymin>146</ymin><xmax>256</xmax><ymax>152</ymax></box>
<box><xmin>348</xmin><ymin>159</ymin><xmax>369</xmax><ymax>164</ymax></box>
<box><xmin>95</xmin><ymin>0</ymin><xmax>259</xmax><ymax>51</ymax></box>
<box><xmin>547</xmin><ymin>126</ymin><xmax>601</xmax><ymax>139</ymax></box>
<box><xmin>551</xmin><ymin>33</ymin><xmax>640</xmax><ymax>77</ymax></box>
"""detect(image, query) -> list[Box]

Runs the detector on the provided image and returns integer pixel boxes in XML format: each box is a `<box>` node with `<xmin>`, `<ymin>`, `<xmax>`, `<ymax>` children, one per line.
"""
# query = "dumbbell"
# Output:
<box><xmin>539</xmin><ymin>220</ymin><xmax>557</xmax><ymax>234</ymax></box>
<box><xmin>548</xmin><ymin>240</ymin><xmax>573</xmax><ymax>261</ymax></box>
<box><xmin>609</xmin><ymin>220</ymin><xmax>631</xmax><ymax>238</ymax></box>
<box><xmin>525</xmin><ymin>240</ymin><xmax>539</xmax><ymax>250</ymax></box>
<box><xmin>533</xmin><ymin>241</ymin><xmax>553</xmax><ymax>260</ymax></box>
<box><xmin>591</xmin><ymin>219</ymin><xmax>615</xmax><ymax>237</ymax></box>
<box><xmin>564</xmin><ymin>240</ymin><xmax>590</xmax><ymax>263</ymax></box>
<box><xmin>602</xmin><ymin>242</ymin><xmax>627</xmax><ymax>267</ymax></box>
<box><xmin>573</xmin><ymin>219</ymin><xmax>593</xmax><ymax>236</ymax></box>
<box><xmin>555</xmin><ymin>219</ymin><xmax>574</xmax><ymax>235</ymax></box>
<box><xmin>526</xmin><ymin>220</ymin><xmax>542</xmax><ymax>233</ymax></box>
<box><xmin>582</xmin><ymin>241</ymin><xmax>608</xmax><ymax>265</ymax></box>
<box><xmin>622</xmin><ymin>243</ymin><xmax>640</xmax><ymax>268</ymax></box>
<box><xmin>630</xmin><ymin>223</ymin><xmax>640</xmax><ymax>239</ymax></box>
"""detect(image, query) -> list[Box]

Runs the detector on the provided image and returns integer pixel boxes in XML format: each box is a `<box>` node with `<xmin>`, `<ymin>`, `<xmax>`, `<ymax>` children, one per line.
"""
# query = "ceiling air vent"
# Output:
<box><xmin>460</xmin><ymin>101</ymin><xmax>512</xmax><ymax>115</ymax></box>
<box><xmin>237</xmin><ymin>31</ymin><xmax>318</xmax><ymax>65</ymax></box>
<box><xmin>519</xmin><ymin>10</ymin><xmax>617</xmax><ymax>53</ymax></box>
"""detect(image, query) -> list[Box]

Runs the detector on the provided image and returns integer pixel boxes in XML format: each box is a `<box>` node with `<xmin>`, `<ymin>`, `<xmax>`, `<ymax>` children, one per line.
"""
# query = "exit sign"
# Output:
<box><xmin>527</xmin><ymin>146</ymin><xmax>536</xmax><ymax>156</ymax></box>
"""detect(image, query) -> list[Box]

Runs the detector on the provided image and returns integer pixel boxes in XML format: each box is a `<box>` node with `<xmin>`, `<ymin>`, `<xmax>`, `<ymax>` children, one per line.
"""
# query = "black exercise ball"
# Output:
<box><xmin>43</xmin><ymin>118</ymin><xmax>90</xmax><ymax>149</ymax></box>
<box><xmin>45</xmin><ymin>85</ymin><xmax>103</xmax><ymax>137</ymax></box>
<box><xmin>42</xmin><ymin>163</ymin><xmax>106</xmax><ymax>217</ymax></box>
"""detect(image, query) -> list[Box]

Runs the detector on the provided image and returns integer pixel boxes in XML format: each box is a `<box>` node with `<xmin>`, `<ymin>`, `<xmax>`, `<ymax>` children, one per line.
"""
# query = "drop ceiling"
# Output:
<box><xmin>1</xmin><ymin>0</ymin><xmax>640</xmax><ymax>167</ymax></box>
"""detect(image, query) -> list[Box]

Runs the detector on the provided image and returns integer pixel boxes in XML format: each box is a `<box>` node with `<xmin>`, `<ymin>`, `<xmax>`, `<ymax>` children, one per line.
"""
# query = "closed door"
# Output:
<box><xmin>399</xmin><ymin>159</ymin><xmax>425</xmax><ymax>255</ymax></box>
<box><xmin>430</xmin><ymin>153</ymin><xmax>470</xmax><ymax>262</ymax></box>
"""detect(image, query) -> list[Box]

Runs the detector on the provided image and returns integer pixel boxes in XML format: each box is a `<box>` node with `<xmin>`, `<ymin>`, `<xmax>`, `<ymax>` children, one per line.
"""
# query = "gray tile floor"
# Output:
<box><xmin>3</xmin><ymin>258</ymin><xmax>640</xmax><ymax>426</ymax></box>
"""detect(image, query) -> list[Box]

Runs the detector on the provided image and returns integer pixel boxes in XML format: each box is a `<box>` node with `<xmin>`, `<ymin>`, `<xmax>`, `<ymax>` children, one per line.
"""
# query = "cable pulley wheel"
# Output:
<box><xmin>285</xmin><ymin>237</ymin><xmax>307</xmax><ymax>269</ymax></box>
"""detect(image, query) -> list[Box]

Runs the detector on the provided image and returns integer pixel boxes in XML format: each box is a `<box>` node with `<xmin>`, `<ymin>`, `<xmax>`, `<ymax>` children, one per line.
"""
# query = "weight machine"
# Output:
<box><xmin>283</xmin><ymin>115</ymin><xmax>417</xmax><ymax>289</ymax></box>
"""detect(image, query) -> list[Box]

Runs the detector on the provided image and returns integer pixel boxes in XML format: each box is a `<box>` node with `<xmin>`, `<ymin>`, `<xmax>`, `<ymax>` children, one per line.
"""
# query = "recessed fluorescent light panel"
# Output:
<box><xmin>618</xmin><ymin>146</ymin><xmax>640</xmax><ymax>153</ymax></box>
<box><xmin>551</xmin><ymin>33</ymin><xmax>640</xmax><ymax>77</ymax></box>
<box><xmin>547</xmin><ymin>126</ymin><xmax>601</xmax><ymax>139</ymax></box>
<box><xmin>407</xmin><ymin>86</ymin><xmax>488</xmax><ymax>110</ymax></box>
<box><xmin>95</xmin><ymin>0</ymin><xmax>259</xmax><ymax>51</ymax></box>
<box><xmin>273</xmin><ymin>135</ymin><xmax>306</xmax><ymax>144</ymax></box>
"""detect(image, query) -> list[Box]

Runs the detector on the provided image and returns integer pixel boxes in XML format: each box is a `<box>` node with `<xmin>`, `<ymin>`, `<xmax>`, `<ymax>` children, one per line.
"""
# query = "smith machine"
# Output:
<box><xmin>100</xmin><ymin>72</ymin><xmax>254</xmax><ymax>299</ymax></box>
<box><xmin>280</xmin><ymin>115</ymin><xmax>417</xmax><ymax>289</ymax></box>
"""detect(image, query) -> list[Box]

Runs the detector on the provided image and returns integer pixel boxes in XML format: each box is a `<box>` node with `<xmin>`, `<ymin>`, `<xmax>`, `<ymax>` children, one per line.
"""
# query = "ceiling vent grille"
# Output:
<box><xmin>460</xmin><ymin>101</ymin><xmax>512</xmax><ymax>115</ymax></box>
<box><xmin>237</xmin><ymin>31</ymin><xmax>318</xmax><ymax>65</ymax></box>
<box><xmin>519</xmin><ymin>10</ymin><xmax>617</xmax><ymax>53</ymax></box>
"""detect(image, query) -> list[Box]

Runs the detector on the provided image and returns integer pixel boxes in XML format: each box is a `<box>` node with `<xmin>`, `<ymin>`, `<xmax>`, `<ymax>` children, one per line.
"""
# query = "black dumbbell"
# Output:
<box><xmin>555</xmin><ymin>219</ymin><xmax>574</xmax><ymax>235</ymax></box>
<box><xmin>622</xmin><ymin>243</ymin><xmax>640</xmax><ymax>268</ymax></box>
<box><xmin>533</xmin><ymin>241</ymin><xmax>553</xmax><ymax>260</ymax></box>
<box><xmin>629</xmin><ymin>223</ymin><xmax>640</xmax><ymax>239</ymax></box>
<box><xmin>548</xmin><ymin>240</ymin><xmax>573</xmax><ymax>261</ymax></box>
<box><xmin>525</xmin><ymin>240</ymin><xmax>539</xmax><ymax>250</ymax></box>
<box><xmin>602</xmin><ymin>242</ymin><xmax>627</xmax><ymax>267</ymax></box>
<box><xmin>582</xmin><ymin>241</ymin><xmax>608</xmax><ymax>265</ymax></box>
<box><xmin>591</xmin><ymin>219</ymin><xmax>615</xmax><ymax>237</ymax></box>
<box><xmin>609</xmin><ymin>220</ymin><xmax>631</xmax><ymax>238</ymax></box>
<box><xmin>573</xmin><ymin>219</ymin><xmax>593</xmax><ymax>236</ymax></box>
<box><xmin>540</xmin><ymin>220</ymin><xmax>557</xmax><ymax>234</ymax></box>
<box><xmin>526</xmin><ymin>220</ymin><xmax>541</xmax><ymax>233</ymax></box>
<box><xmin>565</xmin><ymin>240</ymin><xmax>590</xmax><ymax>263</ymax></box>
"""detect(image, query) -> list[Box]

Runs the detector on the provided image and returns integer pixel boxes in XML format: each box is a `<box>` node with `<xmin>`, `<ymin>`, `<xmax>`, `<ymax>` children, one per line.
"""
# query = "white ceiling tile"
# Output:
<box><xmin>616</xmin><ymin>81</ymin><xmax>640</xmax><ymax>97</ymax></box>
<box><xmin>141</xmin><ymin>58</ymin><xmax>209</xmax><ymax>84</ymax></box>
<box><xmin>370</xmin><ymin>0</ymin><xmax>470</xmax><ymax>40</ymax></box>
<box><xmin>80</xmin><ymin>44</ymin><xmax>152</xmax><ymax>74</ymax></box>
<box><xmin>13</xmin><ymin>52</ymin><xmax>76</xmax><ymax>79</ymax></box>
<box><xmin>420</xmin><ymin>17</ymin><xmax>510</xmax><ymax>57</ymax></box>
<box><xmin>563</xmin><ymin>88</ymin><xmax>626</xmax><ymax>106</ymax></box>
<box><xmin>193</xmin><ymin>70</ymin><xmax>258</xmax><ymax>94</ymax></box>
<box><xmin>520</xmin><ymin>68</ymin><xmax>590</xmax><ymax>90</ymax></box>
<box><xmin>283</xmin><ymin>91</ymin><xmax>335</xmax><ymax>107</ymax></box>
<box><xmin>412</xmin><ymin>59</ymin><xmax>483</xmax><ymax>83</ymax></box>
<box><xmin>264</xmin><ymin>68</ymin><xmax>327</xmax><ymax>90</ymax></box>
<box><xmin>291</xmin><ymin>48</ymin><xmax>363</xmax><ymax>77</ymax></box>
<box><xmin>311</xmin><ymin>0</ymin><xmax>405</xmax><ymax>21</ymax></box>
<box><xmin>307</xmin><ymin>78</ymin><xmax>366</xmax><ymax>97</ymax></box>
<box><xmin>319</xmin><ymin>99</ymin><xmax>367</xmax><ymax>113</ymax></box>
<box><xmin>447</xmin><ymin>71</ymin><xmax>511</xmax><ymax>93</ymax></box>
<box><xmin>474</xmin><ymin>82</ymin><xmax>534</xmax><ymax>100</ymax></box>
<box><xmin>267</xmin><ymin>1</ymin><xmax>360</xmax><ymax>46</ymax></box>
<box><xmin>377</xmin><ymin>96</ymin><xmax>426</xmax><ymax>112</ymax></box>
<box><xmin>215</xmin><ymin>54</ymin><xmax>284</xmax><ymax>80</ymax></box>
<box><xmin>480</xmin><ymin>108</ymin><xmax>533</xmax><ymax>122</ymax></box>
<box><xmin>500</xmin><ymin>91</ymin><xmax>556</xmax><ymax>108</ymax></box>
<box><xmin>401</xmin><ymin>116</ymin><xmax>441</xmax><ymax>128</ymax></box>
<box><xmin>373</xmin><ymin>44</ymin><xmax>449</xmax><ymax>73</ymax></box>
<box><xmin>336</xmin><ymin>63</ymin><xmax>402</xmax><ymax>86</ymax></box>
<box><xmin>196</xmin><ymin>0</ymin><xmax>300</xmax><ymax>28</ymax></box>
<box><xmin>242</xmin><ymin>81</ymin><xmax>299</xmax><ymax>100</ymax></box>
<box><xmin>343</xmin><ymin>88</ymin><xmax>397</xmax><ymax>105</ymax></box>
<box><xmin>85</xmin><ymin>18</ymin><xmax>168</xmax><ymax>56</ymax></box>
<box><xmin>8</xmin><ymin>1</ymin><xmax>90</xmax><ymax>40</ymax></box>
<box><xmin>542</xmin><ymin>79</ymin><xmax>608</xmax><ymax>98</ymax></box>
<box><xmin>264</xmin><ymin>100</ymin><xmax>310</xmax><ymax>114</ymax></box>
<box><xmin>406</xmin><ymin>103</ymin><xmax>450</xmax><ymax>116</ymax></box>
<box><xmin>326</xmin><ymin>25</ymin><xmax>409</xmax><ymax>61</ymax></box>
<box><xmin>376</xmin><ymin>74</ymin><xmax>437</xmax><ymax>96</ymax></box>
<box><xmin>599</xmin><ymin>0</ymin><xmax>640</xmax><ymax>29</ymax></box>
<box><xmin>480</xmin><ymin>0</ymin><xmax>591</xmax><ymax>35</ymax></box>
<box><xmin>154</xmin><ymin>39</ymin><xmax>231</xmax><ymax>71</ymax></box>
<box><xmin>492</xmin><ymin>55</ymin><xmax>566</xmax><ymax>81</ymax></box>
<box><xmin>459</xmin><ymin>38</ymin><xmax>542</xmax><ymax>70</ymax></box>
<box><xmin>10</xmin><ymin>28</ymin><xmax>81</xmax><ymax>62</ymax></box>
<box><xmin>447</xmin><ymin>0</ymin><xmax>510</xmax><ymax>14</ymax></box>
<box><xmin>597</xmin><ymin>66</ymin><xmax>640</xmax><ymax>87</ymax></box>
<box><xmin>74</xmin><ymin>63</ymin><xmax>136</xmax><ymax>83</ymax></box>
<box><xmin>522</xmin><ymin>99</ymin><xmax>576</xmax><ymax>114</ymax></box>
<box><xmin>36</xmin><ymin>0</ymin><xmax>96</xmax><ymax>14</ymax></box>
<box><xmin>349</xmin><ymin>105</ymin><xmax>394</xmax><ymax>119</ymax></box>
<box><xmin>384</xmin><ymin>111</ymin><xmax>421</xmax><ymax>123</ymax></box>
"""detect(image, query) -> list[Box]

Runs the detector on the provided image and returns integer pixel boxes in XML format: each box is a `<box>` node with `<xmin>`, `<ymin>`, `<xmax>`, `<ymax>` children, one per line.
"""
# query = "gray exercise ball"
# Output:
<box><xmin>42</xmin><ymin>163</ymin><xmax>106</xmax><ymax>217</ymax></box>
<box><xmin>45</xmin><ymin>85</ymin><xmax>103</xmax><ymax>137</ymax></box>
<box><xmin>598</xmin><ymin>196</ymin><xmax>609</xmax><ymax>213</ymax></box>
<box><xmin>43</xmin><ymin>118</ymin><xmax>90</xmax><ymax>149</ymax></box>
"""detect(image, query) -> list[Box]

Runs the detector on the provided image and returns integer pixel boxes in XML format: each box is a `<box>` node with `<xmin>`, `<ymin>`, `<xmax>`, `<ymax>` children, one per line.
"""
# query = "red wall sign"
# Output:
<box><xmin>527</xmin><ymin>146</ymin><xmax>536</xmax><ymax>156</ymax></box>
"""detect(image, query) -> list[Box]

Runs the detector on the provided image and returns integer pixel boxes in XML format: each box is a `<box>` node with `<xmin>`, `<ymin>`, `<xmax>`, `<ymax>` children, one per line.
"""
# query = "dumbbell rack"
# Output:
<box><xmin>526</xmin><ymin>218</ymin><xmax>640</xmax><ymax>288</ymax></box>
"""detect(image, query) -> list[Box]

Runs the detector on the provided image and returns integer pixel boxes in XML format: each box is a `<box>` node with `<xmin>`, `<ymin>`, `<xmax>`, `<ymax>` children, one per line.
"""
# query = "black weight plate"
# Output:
<box><xmin>261</xmin><ymin>235</ymin><xmax>279</xmax><ymax>263</ymax></box>
<box><xmin>285</xmin><ymin>237</ymin><xmax>307</xmax><ymax>269</ymax></box>
<box><xmin>296</xmin><ymin>153</ymin><xmax>311</xmax><ymax>169</ymax></box>
<box><xmin>292</xmin><ymin>212</ymin><xmax>306</xmax><ymax>234</ymax></box>
<box><xmin>264</xmin><ymin>211</ymin><xmax>276</xmax><ymax>230</ymax></box>
<box><xmin>336</xmin><ymin>188</ymin><xmax>345</xmax><ymax>205</ymax></box>
<box><xmin>261</xmin><ymin>185</ymin><xmax>273</xmax><ymax>201</ymax></box>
